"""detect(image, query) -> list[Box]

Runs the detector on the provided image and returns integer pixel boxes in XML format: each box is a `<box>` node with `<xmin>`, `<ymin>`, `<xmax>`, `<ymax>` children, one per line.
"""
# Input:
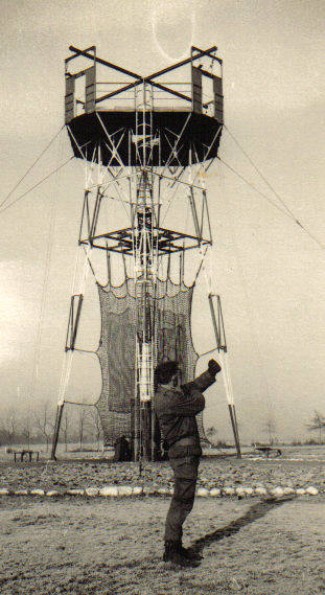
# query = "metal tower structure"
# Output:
<box><xmin>51</xmin><ymin>44</ymin><xmax>241</xmax><ymax>461</ymax></box>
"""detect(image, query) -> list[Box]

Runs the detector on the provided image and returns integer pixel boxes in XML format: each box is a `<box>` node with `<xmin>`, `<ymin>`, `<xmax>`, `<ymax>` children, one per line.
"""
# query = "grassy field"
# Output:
<box><xmin>0</xmin><ymin>445</ymin><xmax>324</xmax><ymax>594</ymax></box>
<box><xmin>0</xmin><ymin>494</ymin><xmax>324</xmax><ymax>594</ymax></box>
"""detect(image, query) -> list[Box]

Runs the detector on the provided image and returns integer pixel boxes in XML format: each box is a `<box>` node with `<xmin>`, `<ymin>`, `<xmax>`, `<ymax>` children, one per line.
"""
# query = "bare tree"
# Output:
<box><xmin>0</xmin><ymin>408</ymin><xmax>19</xmax><ymax>444</ymax></box>
<box><xmin>307</xmin><ymin>411</ymin><xmax>325</xmax><ymax>444</ymax></box>
<box><xmin>35</xmin><ymin>402</ymin><xmax>54</xmax><ymax>452</ymax></box>
<box><xmin>264</xmin><ymin>418</ymin><xmax>277</xmax><ymax>445</ymax></box>
<box><xmin>21</xmin><ymin>416</ymin><xmax>31</xmax><ymax>449</ymax></box>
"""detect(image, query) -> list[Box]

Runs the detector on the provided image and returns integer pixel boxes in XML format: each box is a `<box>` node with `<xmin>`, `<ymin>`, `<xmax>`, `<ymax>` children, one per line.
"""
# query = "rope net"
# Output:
<box><xmin>95</xmin><ymin>274</ymin><xmax>207</xmax><ymax>446</ymax></box>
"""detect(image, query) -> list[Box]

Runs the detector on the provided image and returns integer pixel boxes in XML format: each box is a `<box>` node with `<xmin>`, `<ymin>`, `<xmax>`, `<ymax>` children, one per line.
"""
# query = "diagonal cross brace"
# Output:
<box><xmin>67</xmin><ymin>45</ymin><xmax>219</xmax><ymax>105</ymax></box>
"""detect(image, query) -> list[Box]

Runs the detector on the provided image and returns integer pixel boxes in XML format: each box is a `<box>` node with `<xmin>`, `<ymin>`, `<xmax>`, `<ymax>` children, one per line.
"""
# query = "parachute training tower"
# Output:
<box><xmin>51</xmin><ymin>45</ymin><xmax>241</xmax><ymax>461</ymax></box>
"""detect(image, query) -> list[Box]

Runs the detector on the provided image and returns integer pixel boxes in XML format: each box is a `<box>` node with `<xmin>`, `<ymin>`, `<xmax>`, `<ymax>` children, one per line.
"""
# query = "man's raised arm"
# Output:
<box><xmin>181</xmin><ymin>359</ymin><xmax>221</xmax><ymax>396</ymax></box>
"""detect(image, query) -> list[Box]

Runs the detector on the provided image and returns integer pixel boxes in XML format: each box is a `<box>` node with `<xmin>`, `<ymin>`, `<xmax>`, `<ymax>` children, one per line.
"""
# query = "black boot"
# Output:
<box><xmin>176</xmin><ymin>542</ymin><xmax>203</xmax><ymax>561</ymax></box>
<box><xmin>163</xmin><ymin>541</ymin><xmax>200</xmax><ymax>567</ymax></box>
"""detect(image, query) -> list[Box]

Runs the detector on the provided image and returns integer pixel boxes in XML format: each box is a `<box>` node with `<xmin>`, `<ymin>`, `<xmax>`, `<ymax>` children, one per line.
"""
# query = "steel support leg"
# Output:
<box><xmin>50</xmin><ymin>402</ymin><xmax>65</xmax><ymax>460</ymax></box>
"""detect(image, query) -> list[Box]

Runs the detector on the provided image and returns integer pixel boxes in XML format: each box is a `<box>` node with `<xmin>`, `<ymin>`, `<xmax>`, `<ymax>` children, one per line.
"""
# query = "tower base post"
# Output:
<box><xmin>50</xmin><ymin>402</ymin><xmax>65</xmax><ymax>461</ymax></box>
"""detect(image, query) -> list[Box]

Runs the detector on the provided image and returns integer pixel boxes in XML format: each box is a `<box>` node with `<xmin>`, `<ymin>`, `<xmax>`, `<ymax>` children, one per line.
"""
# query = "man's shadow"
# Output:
<box><xmin>188</xmin><ymin>496</ymin><xmax>295</xmax><ymax>562</ymax></box>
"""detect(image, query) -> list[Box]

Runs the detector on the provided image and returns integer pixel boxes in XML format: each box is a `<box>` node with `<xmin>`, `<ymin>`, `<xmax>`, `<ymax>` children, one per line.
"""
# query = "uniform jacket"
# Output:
<box><xmin>154</xmin><ymin>369</ymin><xmax>215</xmax><ymax>455</ymax></box>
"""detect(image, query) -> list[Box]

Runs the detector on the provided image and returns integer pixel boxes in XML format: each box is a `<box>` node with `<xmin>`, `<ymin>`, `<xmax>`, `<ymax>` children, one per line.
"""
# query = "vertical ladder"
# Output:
<box><xmin>132</xmin><ymin>81</ymin><xmax>157</xmax><ymax>463</ymax></box>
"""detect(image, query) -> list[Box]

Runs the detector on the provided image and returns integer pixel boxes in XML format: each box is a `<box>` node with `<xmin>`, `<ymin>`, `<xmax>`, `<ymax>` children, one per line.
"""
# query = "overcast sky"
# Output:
<box><xmin>0</xmin><ymin>0</ymin><xmax>324</xmax><ymax>443</ymax></box>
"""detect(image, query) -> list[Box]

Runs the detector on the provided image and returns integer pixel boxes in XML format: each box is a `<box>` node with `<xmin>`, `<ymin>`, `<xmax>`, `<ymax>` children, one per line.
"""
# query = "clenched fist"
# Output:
<box><xmin>208</xmin><ymin>359</ymin><xmax>222</xmax><ymax>376</ymax></box>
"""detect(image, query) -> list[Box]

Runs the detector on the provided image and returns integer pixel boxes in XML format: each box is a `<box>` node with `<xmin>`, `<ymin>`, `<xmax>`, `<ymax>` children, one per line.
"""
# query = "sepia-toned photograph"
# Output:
<box><xmin>0</xmin><ymin>1</ymin><xmax>324</xmax><ymax>593</ymax></box>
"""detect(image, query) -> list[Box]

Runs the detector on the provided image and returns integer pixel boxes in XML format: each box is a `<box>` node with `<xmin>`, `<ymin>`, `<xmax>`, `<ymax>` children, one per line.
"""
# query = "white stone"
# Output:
<box><xmin>242</xmin><ymin>487</ymin><xmax>254</xmax><ymax>496</ymax></box>
<box><xmin>255</xmin><ymin>487</ymin><xmax>268</xmax><ymax>496</ymax></box>
<box><xmin>99</xmin><ymin>486</ymin><xmax>119</xmax><ymax>497</ymax></box>
<box><xmin>222</xmin><ymin>487</ymin><xmax>235</xmax><ymax>496</ymax></box>
<box><xmin>118</xmin><ymin>486</ymin><xmax>133</xmax><ymax>497</ymax></box>
<box><xmin>66</xmin><ymin>489</ymin><xmax>85</xmax><ymax>496</ymax></box>
<box><xmin>30</xmin><ymin>489</ymin><xmax>45</xmax><ymax>496</ymax></box>
<box><xmin>85</xmin><ymin>487</ymin><xmax>99</xmax><ymax>497</ymax></box>
<box><xmin>144</xmin><ymin>486</ymin><xmax>157</xmax><ymax>495</ymax></box>
<box><xmin>0</xmin><ymin>488</ymin><xmax>10</xmax><ymax>496</ymax></box>
<box><xmin>196</xmin><ymin>487</ymin><xmax>209</xmax><ymax>497</ymax></box>
<box><xmin>283</xmin><ymin>487</ymin><xmax>295</xmax><ymax>495</ymax></box>
<box><xmin>46</xmin><ymin>490</ymin><xmax>60</xmax><ymax>497</ymax></box>
<box><xmin>14</xmin><ymin>489</ymin><xmax>29</xmax><ymax>496</ymax></box>
<box><xmin>132</xmin><ymin>486</ymin><xmax>143</xmax><ymax>496</ymax></box>
<box><xmin>296</xmin><ymin>488</ymin><xmax>306</xmax><ymax>496</ymax></box>
<box><xmin>209</xmin><ymin>487</ymin><xmax>221</xmax><ymax>497</ymax></box>
<box><xmin>236</xmin><ymin>487</ymin><xmax>246</xmax><ymax>497</ymax></box>
<box><xmin>271</xmin><ymin>487</ymin><xmax>284</xmax><ymax>498</ymax></box>
<box><xmin>305</xmin><ymin>486</ymin><xmax>319</xmax><ymax>496</ymax></box>
<box><xmin>157</xmin><ymin>487</ymin><xmax>170</xmax><ymax>496</ymax></box>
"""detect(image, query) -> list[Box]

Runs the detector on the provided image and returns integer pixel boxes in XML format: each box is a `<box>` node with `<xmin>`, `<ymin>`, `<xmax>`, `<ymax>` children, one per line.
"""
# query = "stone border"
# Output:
<box><xmin>0</xmin><ymin>485</ymin><xmax>321</xmax><ymax>498</ymax></box>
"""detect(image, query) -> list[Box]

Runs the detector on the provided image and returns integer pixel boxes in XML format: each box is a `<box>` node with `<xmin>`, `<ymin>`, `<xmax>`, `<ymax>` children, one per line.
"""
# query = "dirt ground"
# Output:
<box><xmin>0</xmin><ymin>495</ymin><xmax>324</xmax><ymax>594</ymax></box>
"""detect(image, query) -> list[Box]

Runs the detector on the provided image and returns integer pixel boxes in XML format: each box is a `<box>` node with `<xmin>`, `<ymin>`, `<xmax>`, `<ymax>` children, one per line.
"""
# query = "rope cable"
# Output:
<box><xmin>57</xmin><ymin>242</ymin><xmax>95</xmax><ymax>408</ymax></box>
<box><xmin>71</xmin><ymin>127</ymin><xmax>131</xmax><ymax>220</ymax></box>
<box><xmin>200</xmin><ymin>249</ymin><xmax>235</xmax><ymax>408</ymax></box>
<box><xmin>0</xmin><ymin>125</ymin><xmax>64</xmax><ymax>210</ymax></box>
<box><xmin>28</xmin><ymin>129</ymin><xmax>63</xmax><ymax>403</ymax></box>
<box><xmin>220</xmin><ymin>132</ymin><xmax>324</xmax><ymax>250</ymax></box>
<box><xmin>218</xmin><ymin>156</ymin><xmax>295</xmax><ymax>219</ymax></box>
<box><xmin>192</xmin><ymin>243</ymin><xmax>236</xmax><ymax>410</ymax></box>
<box><xmin>185</xmin><ymin>155</ymin><xmax>237</xmax><ymax>409</ymax></box>
<box><xmin>225</xmin><ymin>125</ymin><xmax>300</xmax><ymax>220</ymax></box>
<box><xmin>82</xmin><ymin>246</ymin><xmax>97</xmax><ymax>280</ymax></box>
<box><xmin>0</xmin><ymin>156</ymin><xmax>74</xmax><ymax>216</ymax></box>
<box><xmin>191</xmin><ymin>155</ymin><xmax>236</xmax><ymax>411</ymax></box>
<box><xmin>160</xmin><ymin>171</ymin><xmax>188</xmax><ymax>226</ymax></box>
<box><xmin>0</xmin><ymin>135</ymin><xmax>97</xmax><ymax>217</ymax></box>
<box><xmin>220</xmin><ymin>165</ymin><xmax>273</xmax><ymax>419</ymax></box>
<box><xmin>56</xmin><ymin>151</ymin><xmax>107</xmax><ymax>408</ymax></box>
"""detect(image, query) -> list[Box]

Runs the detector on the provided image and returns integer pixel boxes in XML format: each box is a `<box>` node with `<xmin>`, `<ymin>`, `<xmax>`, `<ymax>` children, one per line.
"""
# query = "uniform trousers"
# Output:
<box><xmin>164</xmin><ymin>447</ymin><xmax>200</xmax><ymax>543</ymax></box>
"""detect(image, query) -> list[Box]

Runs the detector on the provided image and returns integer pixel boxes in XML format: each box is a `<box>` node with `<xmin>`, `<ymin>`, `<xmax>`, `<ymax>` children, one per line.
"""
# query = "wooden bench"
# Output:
<box><xmin>13</xmin><ymin>450</ymin><xmax>40</xmax><ymax>462</ymax></box>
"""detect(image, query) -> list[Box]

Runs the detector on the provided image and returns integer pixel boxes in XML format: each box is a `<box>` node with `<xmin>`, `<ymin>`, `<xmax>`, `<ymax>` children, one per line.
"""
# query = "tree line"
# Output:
<box><xmin>0</xmin><ymin>403</ymin><xmax>103</xmax><ymax>452</ymax></box>
<box><xmin>206</xmin><ymin>409</ymin><xmax>325</xmax><ymax>446</ymax></box>
<box><xmin>1</xmin><ymin>405</ymin><xmax>324</xmax><ymax>450</ymax></box>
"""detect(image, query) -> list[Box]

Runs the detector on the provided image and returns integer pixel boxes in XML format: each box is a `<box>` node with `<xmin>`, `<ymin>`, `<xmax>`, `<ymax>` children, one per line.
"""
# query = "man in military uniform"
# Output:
<box><xmin>154</xmin><ymin>358</ymin><xmax>221</xmax><ymax>567</ymax></box>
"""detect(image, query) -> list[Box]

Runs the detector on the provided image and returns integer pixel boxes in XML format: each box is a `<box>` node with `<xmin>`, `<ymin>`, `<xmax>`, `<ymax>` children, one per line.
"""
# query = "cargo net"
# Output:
<box><xmin>95</xmin><ymin>276</ymin><xmax>207</xmax><ymax>446</ymax></box>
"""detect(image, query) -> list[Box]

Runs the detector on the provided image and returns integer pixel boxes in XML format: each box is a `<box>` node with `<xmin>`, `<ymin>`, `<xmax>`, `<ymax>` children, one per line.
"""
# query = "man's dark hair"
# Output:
<box><xmin>155</xmin><ymin>361</ymin><xmax>179</xmax><ymax>385</ymax></box>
